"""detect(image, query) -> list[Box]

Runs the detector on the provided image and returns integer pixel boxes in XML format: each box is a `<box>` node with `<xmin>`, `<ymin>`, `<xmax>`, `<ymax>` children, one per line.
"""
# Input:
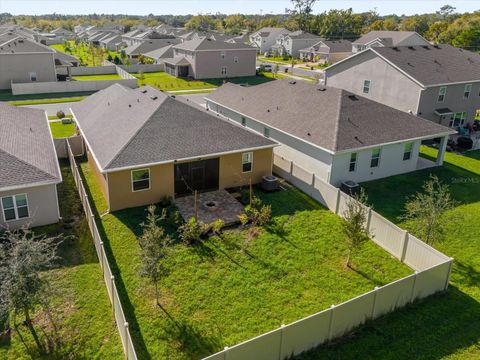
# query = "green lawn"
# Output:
<box><xmin>72</xmin><ymin>74</ymin><xmax>122</xmax><ymax>81</ymax></box>
<box><xmin>0</xmin><ymin>89</ymin><xmax>93</xmax><ymax>103</ymax></box>
<box><xmin>0</xmin><ymin>162</ymin><xmax>123</xmax><ymax>360</ymax></box>
<box><xmin>258</xmin><ymin>56</ymin><xmax>299</xmax><ymax>65</ymax></box>
<box><xmin>51</xmin><ymin>41</ymin><xmax>120</xmax><ymax>67</ymax></box>
<box><xmin>48</xmin><ymin>114</ymin><xmax>73</xmax><ymax>120</ymax></box>
<box><xmin>297</xmin><ymin>147</ymin><xmax>480</xmax><ymax>360</ymax></box>
<box><xmin>133</xmin><ymin>71</ymin><xmax>276</xmax><ymax>91</ymax></box>
<box><xmin>49</xmin><ymin>121</ymin><xmax>76</xmax><ymax>138</ymax></box>
<box><xmin>8</xmin><ymin>96</ymin><xmax>86</xmax><ymax>106</ymax></box>
<box><xmin>78</xmin><ymin>160</ymin><xmax>411</xmax><ymax>359</ymax></box>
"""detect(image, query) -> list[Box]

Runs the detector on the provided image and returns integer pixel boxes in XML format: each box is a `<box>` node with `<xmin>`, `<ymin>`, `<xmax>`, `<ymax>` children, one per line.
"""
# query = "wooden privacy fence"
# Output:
<box><xmin>66</xmin><ymin>140</ymin><xmax>138</xmax><ymax>360</ymax></box>
<box><xmin>202</xmin><ymin>155</ymin><xmax>453</xmax><ymax>360</ymax></box>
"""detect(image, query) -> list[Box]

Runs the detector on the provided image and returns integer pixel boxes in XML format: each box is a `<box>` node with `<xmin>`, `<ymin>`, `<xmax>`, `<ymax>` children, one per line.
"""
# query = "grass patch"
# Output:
<box><xmin>78</xmin><ymin>160</ymin><xmax>411</xmax><ymax>359</ymax></box>
<box><xmin>258</xmin><ymin>56</ymin><xmax>298</xmax><ymax>65</ymax></box>
<box><xmin>48</xmin><ymin>114</ymin><xmax>73</xmax><ymax>120</ymax></box>
<box><xmin>8</xmin><ymin>97</ymin><xmax>86</xmax><ymax>106</ymax></box>
<box><xmin>0</xmin><ymin>162</ymin><xmax>123</xmax><ymax>359</ymax></box>
<box><xmin>0</xmin><ymin>89</ymin><xmax>94</xmax><ymax>103</ymax></box>
<box><xmin>49</xmin><ymin>121</ymin><xmax>76</xmax><ymax>138</ymax></box>
<box><xmin>72</xmin><ymin>74</ymin><xmax>122</xmax><ymax>81</ymax></box>
<box><xmin>133</xmin><ymin>71</ymin><xmax>276</xmax><ymax>91</ymax></box>
<box><xmin>297</xmin><ymin>146</ymin><xmax>480</xmax><ymax>359</ymax></box>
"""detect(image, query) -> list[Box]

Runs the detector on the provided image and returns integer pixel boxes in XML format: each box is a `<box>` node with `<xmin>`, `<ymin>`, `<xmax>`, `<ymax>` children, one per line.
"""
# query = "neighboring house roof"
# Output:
<box><xmin>252</xmin><ymin>27</ymin><xmax>289</xmax><ymax>38</ymax></box>
<box><xmin>163</xmin><ymin>56</ymin><xmax>191</xmax><ymax>66</ymax></box>
<box><xmin>72</xmin><ymin>85</ymin><xmax>275</xmax><ymax>171</ymax></box>
<box><xmin>0</xmin><ymin>36</ymin><xmax>54</xmax><ymax>54</ymax></box>
<box><xmin>352</xmin><ymin>31</ymin><xmax>428</xmax><ymax>46</ymax></box>
<box><xmin>284</xmin><ymin>31</ymin><xmax>321</xmax><ymax>40</ymax></box>
<box><xmin>54</xmin><ymin>50</ymin><xmax>80</xmax><ymax>63</ymax></box>
<box><xmin>173</xmin><ymin>37</ymin><xmax>255</xmax><ymax>51</ymax></box>
<box><xmin>206</xmin><ymin>79</ymin><xmax>454</xmax><ymax>153</ymax></box>
<box><xmin>372</xmin><ymin>44</ymin><xmax>480</xmax><ymax>86</ymax></box>
<box><xmin>300</xmin><ymin>40</ymin><xmax>352</xmax><ymax>53</ymax></box>
<box><xmin>101</xmin><ymin>34</ymin><xmax>122</xmax><ymax>45</ymax></box>
<box><xmin>143</xmin><ymin>45</ymin><xmax>175</xmax><ymax>60</ymax></box>
<box><xmin>0</xmin><ymin>104</ymin><xmax>61</xmax><ymax>190</ymax></box>
<box><xmin>124</xmin><ymin>38</ymin><xmax>181</xmax><ymax>56</ymax></box>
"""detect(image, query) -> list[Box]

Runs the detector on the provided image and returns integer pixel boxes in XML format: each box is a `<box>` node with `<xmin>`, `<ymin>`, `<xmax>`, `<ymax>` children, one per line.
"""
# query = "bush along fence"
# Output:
<box><xmin>66</xmin><ymin>140</ymin><xmax>138</xmax><ymax>360</ymax></box>
<box><xmin>202</xmin><ymin>154</ymin><xmax>453</xmax><ymax>360</ymax></box>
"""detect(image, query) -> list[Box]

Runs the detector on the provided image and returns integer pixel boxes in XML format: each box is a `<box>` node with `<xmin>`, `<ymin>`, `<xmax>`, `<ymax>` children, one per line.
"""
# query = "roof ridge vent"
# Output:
<box><xmin>422</xmin><ymin>45</ymin><xmax>430</xmax><ymax>49</ymax></box>
<box><xmin>392</xmin><ymin>46</ymin><xmax>399</xmax><ymax>51</ymax></box>
<box><xmin>317</xmin><ymin>87</ymin><xmax>326</xmax><ymax>91</ymax></box>
<box><xmin>433</xmin><ymin>44</ymin><xmax>440</xmax><ymax>49</ymax></box>
<box><xmin>348</xmin><ymin>94</ymin><xmax>358</xmax><ymax>101</ymax></box>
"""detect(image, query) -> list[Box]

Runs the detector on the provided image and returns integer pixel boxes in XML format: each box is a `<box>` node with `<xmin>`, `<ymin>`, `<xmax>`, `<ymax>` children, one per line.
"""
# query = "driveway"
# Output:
<box><xmin>21</xmin><ymin>102</ymin><xmax>76</xmax><ymax>116</ymax></box>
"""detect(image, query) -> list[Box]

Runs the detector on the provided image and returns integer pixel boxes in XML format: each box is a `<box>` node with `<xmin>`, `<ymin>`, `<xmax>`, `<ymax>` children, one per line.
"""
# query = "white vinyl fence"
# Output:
<box><xmin>66</xmin><ymin>141</ymin><xmax>137</xmax><ymax>360</ymax></box>
<box><xmin>202</xmin><ymin>154</ymin><xmax>453</xmax><ymax>360</ymax></box>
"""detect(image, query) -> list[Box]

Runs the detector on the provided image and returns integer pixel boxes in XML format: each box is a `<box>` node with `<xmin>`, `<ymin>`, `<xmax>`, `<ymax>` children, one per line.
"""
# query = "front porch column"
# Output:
<box><xmin>436</xmin><ymin>136</ymin><xmax>448</xmax><ymax>166</ymax></box>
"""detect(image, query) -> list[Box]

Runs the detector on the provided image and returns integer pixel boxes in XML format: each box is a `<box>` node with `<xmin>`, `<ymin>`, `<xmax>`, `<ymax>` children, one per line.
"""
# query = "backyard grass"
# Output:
<box><xmin>49</xmin><ymin>121</ymin><xmax>77</xmax><ymax>138</ymax></box>
<box><xmin>133</xmin><ymin>71</ymin><xmax>276</xmax><ymax>91</ymax></box>
<box><xmin>258</xmin><ymin>56</ymin><xmax>299</xmax><ymax>65</ymax></box>
<box><xmin>72</xmin><ymin>74</ymin><xmax>122</xmax><ymax>81</ymax></box>
<box><xmin>8</xmin><ymin>96</ymin><xmax>86</xmax><ymax>106</ymax></box>
<box><xmin>0</xmin><ymin>89</ymin><xmax>93</xmax><ymax>103</ymax></box>
<box><xmin>0</xmin><ymin>162</ymin><xmax>123</xmax><ymax>360</ymax></box>
<box><xmin>296</xmin><ymin>146</ymin><xmax>480</xmax><ymax>359</ymax></box>
<box><xmin>78</xmin><ymin>160</ymin><xmax>411</xmax><ymax>359</ymax></box>
<box><xmin>48</xmin><ymin>114</ymin><xmax>73</xmax><ymax>120</ymax></box>
<box><xmin>50</xmin><ymin>41</ymin><xmax>120</xmax><ymax>67</ymax></box>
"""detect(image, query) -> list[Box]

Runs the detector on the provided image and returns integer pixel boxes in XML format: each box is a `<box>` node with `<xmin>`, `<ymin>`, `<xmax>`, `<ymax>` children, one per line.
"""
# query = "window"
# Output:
<box><xmin>220</xmin><ymin>51</ymin><xmax>225</xmax><ymax>59</ymax></box>
<box><xmin>449</xmin><ymin>112</ymin><xmax>467</xmax><ymax>128</ymax></box>
<box><xmin>241</xmin><ymin>116</ymin><xmax>246</xmax><ymax>126</ymax></box>
<box><xmin>464</xmin><ymin>84</ymin><xmax>472</xmax><ymax>99</ymax></box>
<box><xmin>363</xmin><ymin>80</ymin><xmax>371</xmax><ymax>94</ymax></box>
<box><xmin>349</xmin><ymin>152</ymin><xmax>357</xmax><ymax>172</ymax></box>
<box><xmin>131</xmin><ymin>169</ymin><xmax>150</xmax><ymax>192</ymax></box>
<box><xmin>1</xmin><ymin>194</ymin><xmax>29</xmax><ymax>222</ymax></box>
<box><xmin>437</xmin><ymin>86</ymin><xmax>446</xmax><ymax>102</ymax></box>
<box><xmin>403</xmin><ymin>142</ymin><xmax>414</xmax><ymax>160</ymax></box>
<box><xmin>221</xmin><ymin>66</ymin><xmax>227</xmax><ymax>75</ymax></box>
<box><xmin>263</xmin><ymin>127</ymin><xmax>270</xmax><ymax>138</ymax></box>
<box><xmin>29</xmin><ymin>72</ymin><xmax>37</xmax><ymax>82</ymax></box>
<box><xmin>370</xmin><ymin>148</ymin><xmax>381</xmax><ymax>168</ymax></box>
<box><xmin>234</xmin><ymin>56</ymin><xmax>239</xmax><ymax>63</ymax></box>
<box><xmin>242</xmin><ymin>152</ymin><xmax>253</xmax><ymax>173</ymax></box>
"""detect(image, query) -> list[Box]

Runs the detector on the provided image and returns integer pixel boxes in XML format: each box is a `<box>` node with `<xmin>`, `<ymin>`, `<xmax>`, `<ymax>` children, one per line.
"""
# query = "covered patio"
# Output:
<box><xmin>174</xmin><ymin>189</ymin><xmax>245</xmax><ymax>225</ymax></box>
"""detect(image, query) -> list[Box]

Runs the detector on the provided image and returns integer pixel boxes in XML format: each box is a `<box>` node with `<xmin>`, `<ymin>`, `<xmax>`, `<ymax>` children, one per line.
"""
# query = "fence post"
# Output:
<box><xmin>410</xmin><ymin>271</ymin><xmax>418</xmax><ymax>303</ymax></box>
<box><xmin>100</xmin><ymin>241</ymin><xmax>105</xmax><ymax>273</ymax></box>
<box><xmin>327</xmin><ymin>304</ymin><xmax>335</xmax><ymax>341</ymax></box>
<box><xmin>90</xmin><ymin>213</ymin><xmax>95</xmax><ymax>231</ymax></box>
<box><xmin>334</xmin><ymin>189</ymin><xmax>341</xmax><ymax>215</ymax></box>
<box><xmin>124</xmin><ymin>322</ymin><xmax>129</xmax><ymax>358</ymax></box>
<box><xmin>111</xmin><ymin>275</ymin><xmax>116</xmax><ymax>317</ymax></box>
<box><xmin>224</xmin><ymin>346</ymin><xmax>229</xmax><ymax>360</ymax></box>
<box><xmin>444</xmin><ymin>258</ymin><xmax>454</xmax><ymax>290</ymax></box>
<box><xmin>311</xmin><ymin>173</ymin><xmax>315</xmax><ymax>187</ymax></box>
<box><xmin>366</xmin><ymin>207</ymin><xmax>372</xmax><ymax>232</ymax></box>
<box><xmin>278</xmin><ymin>324</ymin><xmax>285</xmax><ymax>360</ymax></box>
<box><xmin>289</xmin><ymin>161</ymin><xmax>293</xmax><ymax>175</ymax></box>
<box><xmin>371</xmin><ymin>287</ymin><xmax>379</xmax><ymax>319</ymax></box>
<box><xmin>400</xmin><ymin>231</ymin><xmax>409</xmax><ymax>262</ymax></box>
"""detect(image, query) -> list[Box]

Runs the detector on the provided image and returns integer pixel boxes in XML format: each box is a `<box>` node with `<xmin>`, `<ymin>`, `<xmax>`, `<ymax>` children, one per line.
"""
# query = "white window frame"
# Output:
<box><xmin>349</xmin><ymin>152</ymin><xmax>357</xmax><ymax>172</ymax></box>
<box><xmin>437</xmin><ymin>86</ymin><xmax>446</xmax><ymax>103</ymax></box>
<box><xmin>370</xmin><ymin>148</ymin><xmax>381</xmax><ymax>168</ymax></box>
<box><xmin>220</xmin><ymin>51</ymin><xmax>225</xmax><ymax>59</ymax></box>
<box><xmin>242</xmin><ymin>152</ymin><xmax>253</xmax><ymax>173</ymax></box>
<box><xmin>464</xmin><ymin>84</ymin><xmax>472</xmax><ymax>99</ymax></box>
<box><xmin>363</xmin><ymin>80</ymin><xmax>371</xmax><ymax>94</ymax></box>
<box><xmin>403</xmin><ymin>142</ymin><xmax>414</xmax><ymax>161</ymax></box>
<box><xmin>221</xmin><ymin>66</ymin><xmax>227</xmax><ymax>75</ymax></box>
<box><xmin>241</xmin><ymin>116</ymin><xmax>246</xmax><ymax>126</ymax></box>
<box><xmin>234</xmin><ymin>56</ymin><xmax>239</xmax><ymax>63</ymax></box>
<box><xmin>131</xmin><ymin>168</ymin><xmax>151</xmax><ymax>192</ymax></box>
<box><xmin>263</xmin><ymin>127</ymin><xmax>270</xmax><ymax>138</ymax></box>
<box><xmin>1</xmin><ymin>193</ymin><xmax>30</xmax><ymax>222</ymax></box>
<box><xmin>29</xmin><ymin>72</ymin><xmax>37</xmax><ymax>82</ymax></box>
<box><xmin>449</xmin><ymin>112</ymin><xmax>467</xmax><ymax>128</ymax></box>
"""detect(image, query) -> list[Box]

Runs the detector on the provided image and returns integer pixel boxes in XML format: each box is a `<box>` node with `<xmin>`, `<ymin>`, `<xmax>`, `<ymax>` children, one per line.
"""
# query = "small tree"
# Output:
<box><xmin>402</xmin><ymin>175</ymin><xmax>457</xmax><ymax>245</ymax></box>
<box><xmin>138</xmin><ymin>70</ymin><xmax>145</xmax><ymax>85</ymax></box>
<box><xmin>272</xmin><ymin>64</ymin><xmax>279</xmax><ymax>78</ymax></box>
<box><xmin>138</xmin><ymin>205</ymin><xmax>171</xmax><ymax>307</ymax></box>
<box><xmin>0</xmin><ymin>228</ymin><xmax>61</xmax><ymax>353</ymax></box>
<box><xmin>342</xmin><ymin>190</ymin><xmax>371</xmax><ymax>268</ymax></box>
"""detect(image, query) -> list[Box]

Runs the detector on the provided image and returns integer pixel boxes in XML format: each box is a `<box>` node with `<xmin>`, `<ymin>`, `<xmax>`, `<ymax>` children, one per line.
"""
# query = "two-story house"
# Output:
<box><xmin>351</xmin><ymin>31</ymin><xmax>430</xmax><ymax>53</ymax></box>
<box><xmin>249</xmin><ymin>27</ymin><xmax>290</xmax><ymax>54</ymax></box>
<box><xmin>163</xmin><ymin>37</ymin><xmax>257</xmax><ymax>79</ymax></box>
<box><xmin>324</xmin><ymin>45</ymin><xmax>480</xmax><ymax>131</ymax></box>
<box><xmin>271</xmin><ymin>31</ymin><xmax>322</xmax><ymax>58</ymax></box>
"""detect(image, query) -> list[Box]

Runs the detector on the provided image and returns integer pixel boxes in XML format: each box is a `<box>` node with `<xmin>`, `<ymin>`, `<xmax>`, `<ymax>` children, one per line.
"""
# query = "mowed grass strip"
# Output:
<box><xmin>79</xmin><ymin>160</ymin><xmax>411</xmax><ymax>359</ymax></box>
<box><xmin>0</xmin><ymin>162</ymin><xmax>123</xmax><ymax>360</ymax></box>
<box><xmin>49</xmin><ymin>121</ymin><xmax>77</xmax><ymax>138</ymax></box>
<box><xmin>297</xmin><ymin>147</ymin><xmax>480</xmax><ymax>360</ymax></box>
<box><xmin>72</xmin><ymin>74</ymin><xmax>122</xmax><ymax>81</ymax></box>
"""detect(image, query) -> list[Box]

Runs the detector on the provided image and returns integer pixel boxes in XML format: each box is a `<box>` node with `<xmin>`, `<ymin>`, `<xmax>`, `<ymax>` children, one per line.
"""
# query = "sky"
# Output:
<box><xmin>0</xmin><ymin>0</ymin><xmax>478</xmax><ymax>16</ymax></box>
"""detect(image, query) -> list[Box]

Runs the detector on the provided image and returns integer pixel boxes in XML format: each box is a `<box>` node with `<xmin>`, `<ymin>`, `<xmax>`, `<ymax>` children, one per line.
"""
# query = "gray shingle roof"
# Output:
<box><xmin>72</xmin><ymin>85</ymin><xmax>275</xmax><ymax>171</ymax></box>
<box><xmin>174</xmin><ymin>37</ymin><xmax>255</xmax><ymax>51</ymax></box>
<box><xmin>0</xmin><ymin>104</ymin><xmax>61</xmax><ymax>190</ymax></box>
<box><xmin>124</xmin><ymin>38</ymin><xmax>181</xmax><ymax>56</ymax></box>
<box><xmin>0</xmin><ymin>36</ymin><xmax>54</xmax><ymax>54</ymax></box>
<box><xmin>352</xmin><ymin>31</ymin><xmax>427</xmax><ymax>46</ymax></box>
<box><xmin>143</xmin><ymin>45</ymin><xmax>175</xmax><ymax>60</ymax></box>
<box><xmin>373</xmin><ymin>44</ymin><xmax>480</xmax><ymax>86</ymax></box>
<box><xmin>206</xmin><ymin>79</ymin><xmax>454</xmax><ymax>153</ymax></box>
<box><xmin>300</xmin><ymin>40</ymin><xmax>352</xmax><ymax>53</ymax></box>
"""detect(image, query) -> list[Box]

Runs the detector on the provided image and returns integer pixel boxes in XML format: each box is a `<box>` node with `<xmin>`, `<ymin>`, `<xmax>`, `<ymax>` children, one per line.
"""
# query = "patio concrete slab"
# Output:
<box><xmin>175</xmin><ymin>190</ymin><xmax>244</xmax><ymax>225</ymax></box>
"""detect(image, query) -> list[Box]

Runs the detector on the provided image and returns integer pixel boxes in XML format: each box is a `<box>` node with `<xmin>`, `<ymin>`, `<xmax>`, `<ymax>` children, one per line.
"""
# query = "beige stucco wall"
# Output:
<box><xmin>0</xmin><ymin>183</ymin><xmax>60</xmax><ymax>230</ymax></box>
<box><xmin>87</xmin><ymin>148</ymin><xmax>108</xmax><ymax>202</ymax></box>
<box><xmin>219</xmin><ymin>148</ymin><xmax>273</xmax><ymax>189</ymax></box>
<box><xmin>100</xmin><ymin>148</ymin><xmax>273</xmax><ymax>212</ymax></box>
<box><xmin>0</xmin><ymin>53</ymin><xmax>57</xmax><ymax>90</ymax></box>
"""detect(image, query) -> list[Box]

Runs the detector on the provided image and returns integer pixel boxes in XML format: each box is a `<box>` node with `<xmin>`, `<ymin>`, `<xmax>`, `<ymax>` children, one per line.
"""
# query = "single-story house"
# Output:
<box><xmin>71</xmin><ymin>84</ymin><xmax>276</xmax><ymax>212</ymax></box>
<box><xmin>0</xmin><ymin>104</ymin><xmax>62</xmax><ymax>230</ymax></box>
<box><xmin>163</xmin><ymin>37</ymin><xmax>257</xmax><ymax>79</ymax></box>
<box><xmin>299</xmin><ymin>40</ymin><xmax>352</xmax><ymax>64</ymax></box>
<box><xmin>206</xmin><ymin>79</ymin><xmax>455</xmax><ymax>186</ymax></box>
<box><xmin>351</xmin><ymin>30</ymin><xmax>430</xmax><ymax>53</ymax></box>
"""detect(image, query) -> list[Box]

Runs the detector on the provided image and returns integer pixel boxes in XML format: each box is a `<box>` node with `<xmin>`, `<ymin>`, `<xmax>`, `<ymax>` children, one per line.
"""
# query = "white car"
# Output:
<box><xmin>256</xmin><ymin>64</ymin><xmax>273</xmax><ymax>73</ymax></box>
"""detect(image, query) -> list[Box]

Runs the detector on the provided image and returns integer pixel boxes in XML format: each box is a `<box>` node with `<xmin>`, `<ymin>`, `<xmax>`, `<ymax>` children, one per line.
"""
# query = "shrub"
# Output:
<box><xmin>56</xmin><ymin>110</ymin><xmax>65</xmax><ymax>119</ymax></box>
<box><xmin>178</xmin><ymin>217</ymin><xmax>208</xmax><ymax>246</ymax></box>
